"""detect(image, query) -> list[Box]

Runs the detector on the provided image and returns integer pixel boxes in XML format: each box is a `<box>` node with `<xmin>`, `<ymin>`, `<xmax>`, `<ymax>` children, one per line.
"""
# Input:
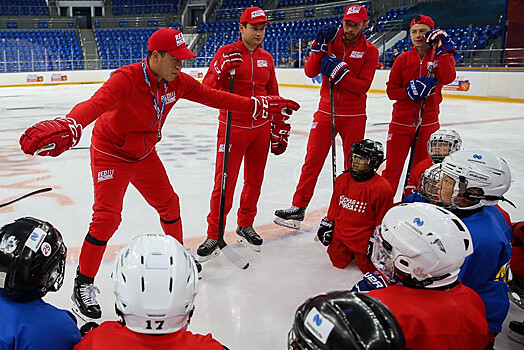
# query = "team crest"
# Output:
<box><xmin>257</xmin><ymin>59</ymin><xmax>268</xmax><ymax>67</ymax></box>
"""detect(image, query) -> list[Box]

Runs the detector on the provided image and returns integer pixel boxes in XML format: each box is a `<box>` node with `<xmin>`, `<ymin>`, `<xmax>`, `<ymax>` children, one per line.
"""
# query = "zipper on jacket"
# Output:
<box><xmin>250</xmin><ymin>51</ymin><xmax>255</xmax><ymax>128</ymax></box>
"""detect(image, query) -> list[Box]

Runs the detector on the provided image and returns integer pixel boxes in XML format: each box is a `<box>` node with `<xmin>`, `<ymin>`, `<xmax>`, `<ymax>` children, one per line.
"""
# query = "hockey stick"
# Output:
<box><xmin>401</xmin><ymin>44</ymin><xmax>438</xmax><ymax>200</ymax></box>
<box><xmin>217</xmin><ymin>69</ymin><xmax>249</xmax><ymax>270</ymax></box>
<box><xmin>0</xmin><ymin>188</ymin><xmax>52</xmax><ymax>208</ymax></box>
<box><xmin>328</xmin><ymin>41</ymin><xmax>336</xmax><ymax>188</ymax></box>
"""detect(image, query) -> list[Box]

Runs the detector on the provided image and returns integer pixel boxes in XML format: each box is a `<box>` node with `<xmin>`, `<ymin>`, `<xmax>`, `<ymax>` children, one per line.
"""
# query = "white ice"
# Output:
<box><xmin>1</xmin><ymin>84</ymin><xmax>523</xmax><ymax>349</ymax></box>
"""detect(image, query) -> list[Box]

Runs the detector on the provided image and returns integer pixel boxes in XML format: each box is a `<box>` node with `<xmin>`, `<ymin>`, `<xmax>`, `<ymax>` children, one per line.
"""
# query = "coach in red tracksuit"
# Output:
<box><xmin>19</xmin><ymin>27</ymin><xmax>299</xmax><ymax>320</ymax></box>
<box><xmin>197</xmin><ymin>7</ymin><xmax>289</xmax><ymax>259</ymax></box>
<box><xmin>277</xmin><ymin>5</ymin><xmax>378</xmax><ymax>222</ymax></box>
<box><xmin>382</xmin><ymin>14</ymin><xmax>456</xmax><ymax>194</ymax></box>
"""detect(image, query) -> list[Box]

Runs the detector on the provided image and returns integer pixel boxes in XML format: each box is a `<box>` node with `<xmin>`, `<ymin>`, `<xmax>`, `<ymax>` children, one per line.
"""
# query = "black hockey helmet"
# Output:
<box><xmin>0</xmin><ymin>217</ymin><xmax>67</xmax><ymax>301</ymax></box>
<box><xmin>288</xmin><ymin>291</ymin><xmax>405</xmax><ymax>350</ymax></box>
<box><xmin>348</xmin><ymin>139</ymin><xmax>384</xmax><ymax>181</ymax></box>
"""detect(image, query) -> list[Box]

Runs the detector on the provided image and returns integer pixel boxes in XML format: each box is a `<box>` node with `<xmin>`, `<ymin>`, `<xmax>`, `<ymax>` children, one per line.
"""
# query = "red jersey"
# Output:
<box><xmin>369</xmin><ymin>283</ymin><xmax>490</xmax><ymax>350</ymax></box>
<box><xmin>327</xmin><ymin>172</ymin><xmax>393</xmax><ymax>253</ymax></box>
<box><xmin>74</xmin><ymin>321</ymin><xmax>224</xmax><ymax>350</ymax></box>
<box><xmin>203</xmin><ymin>37</ymin><xmax>279</xmax><ymax>129</ymax></box>
<box><xmin>386</xmin><ymin>48</ymin><xmax>456</xmax><ymax>127</ymax></box>
<box><xmin>304</xmin><ymin>31</ymin><xmax>378</xmax><ymax>117</ymax></box>
<box><xmin>67</xmin><ymin>59</ymin><xmax>254</xmax><ymax>162</ymax></box>
<box><xmin>404</xmin><ymin>156</ymin><xmax>433</xmax><ymax>195</ymax></box>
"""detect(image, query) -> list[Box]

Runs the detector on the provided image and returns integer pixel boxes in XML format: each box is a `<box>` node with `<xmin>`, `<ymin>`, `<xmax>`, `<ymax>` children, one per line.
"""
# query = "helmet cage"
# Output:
<box><xmin>427</xmin><ymin>129</ymin><xmax>462</xmax><ymax>163</ymax></box>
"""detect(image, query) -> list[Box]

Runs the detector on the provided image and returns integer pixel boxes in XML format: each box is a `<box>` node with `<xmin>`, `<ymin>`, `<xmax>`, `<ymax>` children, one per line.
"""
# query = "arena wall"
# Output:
<box><xmin>0</xmin><ymin>67</ymin><xmax>523</xmax><ymax>102</ymax></box>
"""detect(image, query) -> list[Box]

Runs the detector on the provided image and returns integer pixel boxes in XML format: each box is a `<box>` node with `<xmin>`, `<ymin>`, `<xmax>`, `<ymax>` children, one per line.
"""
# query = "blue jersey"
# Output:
<box><xmin>457</xmin><ymin>206</ymin><xmax>512</xmax><ymax>334</ymax></box>
<box><xmin>0</xmin><ymin>297</ymin><xmax>81</xmax><ymax>350</ymax></box>
<box><xmin>402</xmin><ymin>192</ymin><xmax>428</xmax><ymax>203</ymax></box>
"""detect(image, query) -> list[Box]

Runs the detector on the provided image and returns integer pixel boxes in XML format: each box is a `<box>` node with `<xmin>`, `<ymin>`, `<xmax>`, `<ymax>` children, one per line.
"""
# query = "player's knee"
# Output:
<box><xmin>89</xmin><ymin>210</ymin><xmax>121</xmax><ymax>241</ymax></box>
<box><xmin>156</xmin><ymin>192</ymin><xmax>181</xmax><ymax>218</ymax></box>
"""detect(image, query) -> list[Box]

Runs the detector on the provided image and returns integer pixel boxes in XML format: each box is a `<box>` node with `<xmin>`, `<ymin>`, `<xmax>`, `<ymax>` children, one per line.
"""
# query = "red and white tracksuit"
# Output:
<box><xmin>293</xmin><ymin>31</ymin><xmax>379</xmax><ymax>207</ymax></box>
<box><xmin>67</xmin><ymin>59</ymin><xmax>256</xmax><ymax>279</ymax></box>
<box><xmin>203</xmin><ymin>38</ymin><xmax>279</xmax><ymax>238</ymax></box>
<box><xmin>325</xmin><ymin>171</ymin><xmax>393</xmax><ymax>272</ymax></box>
<box><xmin>382</xmin><ymin>47</ymin><xmax>456</xmax><ymax>193</ymax></box>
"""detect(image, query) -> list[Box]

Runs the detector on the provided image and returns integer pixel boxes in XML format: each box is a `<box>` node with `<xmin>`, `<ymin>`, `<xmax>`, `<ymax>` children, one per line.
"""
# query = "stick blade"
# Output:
<box><xmin>220</xmin><ymin>245</ymin><xmax>249</xmax><ymax>269</ymax></box>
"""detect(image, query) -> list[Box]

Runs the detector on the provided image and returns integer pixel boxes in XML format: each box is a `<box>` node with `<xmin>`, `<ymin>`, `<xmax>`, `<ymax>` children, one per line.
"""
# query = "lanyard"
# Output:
<box><xmin>142</xmin><ymin>60</ymin><xmax>168</xmax><ymax>141</ymax></box>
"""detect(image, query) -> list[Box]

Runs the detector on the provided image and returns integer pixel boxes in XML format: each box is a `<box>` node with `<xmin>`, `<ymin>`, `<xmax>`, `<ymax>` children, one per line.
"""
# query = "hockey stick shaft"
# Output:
<box><xmin>328</xmin><ymin>42</ymin><xmax>336</xmax><ymax>188</ymax></box>
<box><xmin>0</xmin><ymin>188</ymin><xmax>52</xmax><ymax>208</ymax></box>
<box><xmin>402</xmin><ymin>45</ymin><xmax>438</xmax><ymax>200</ymax></box>
<box><xmin>217</xmin><ymin>69</ymin><xmax>249</xmax><ymax>269</ymax></box>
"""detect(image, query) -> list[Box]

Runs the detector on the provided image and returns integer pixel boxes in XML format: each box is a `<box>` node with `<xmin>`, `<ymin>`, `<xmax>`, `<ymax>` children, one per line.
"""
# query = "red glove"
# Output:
<box><xmin>213</xmin><ymin>50</ymin><xmax>243</xmax><ymax>79</ymax></box>
<box><xmin>513</xmin><ymin>222</ymin><xmax>524</xmax><ymax>246</ymax></box>
<box><xmin>251</xmin><ymin>96</ymin><xmax>300</xmax><ymax>122</ymax></box>
<box><xmin>20</xmin><ymin>117</ymin><xmax>82</xmax><ymax>157</ymax></box>
<box><xmin>270</xmin><ymin>122</ymin><xmax>291</xmax><ymax>155</ymax></box>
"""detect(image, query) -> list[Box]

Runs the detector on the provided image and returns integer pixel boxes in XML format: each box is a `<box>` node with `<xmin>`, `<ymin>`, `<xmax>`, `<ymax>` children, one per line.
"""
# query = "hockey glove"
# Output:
<box><xmin>311</xmin><ymin>25</ymin><xmax>339</xmax><ymax>53</ymax></box>
<box><xmin>406</xmin><ymin>76</ymin><xmax>438</xmax><ymax>101</ymax></box>
<box><xmin>20</xmin><ymin>117</ymin><xmax>82</xmax><ymax>157</ymax></box>
<box><xmin>316</xmin><ymin>217</ymin><xmax>334</xmax><ymax>246</ymax></box>
<box><xmin>213</xmin><ymin>50</ymin><xmax>243</xmax><ymax>79</ymax></box>
<box><xmin>270</xmin><ymin>121</ymin><xmax>291</xmax><ymax>155</ymax></box>
<box><xmin>321</xmin><ymin>55</ymin><xmax>349</xmax><ymax>84</ymax></box>
<box><xmin>425</xmin><ymin>29</ymin><xmax>456</xmax><ymax>56</ymax></box>
<box><xmin>350</xmin><ymin>271</ymin><xmax>391</xmax><ymax>292</ymax></box>
<box><xmin>80</xmin><ymin>322</ymin><xmax>99</xmax><ymax>337</ymax></box>
<box><xmin>251</xmin><ymin>96</ymin><xmax>300</xmax><ymax>122</ymax></box>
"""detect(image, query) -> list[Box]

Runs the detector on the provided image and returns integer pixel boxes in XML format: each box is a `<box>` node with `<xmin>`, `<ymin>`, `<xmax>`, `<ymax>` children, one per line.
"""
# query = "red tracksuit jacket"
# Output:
<box><xmin>327</xmin><ymin>172</ymin><xmax>393</xmax><ymax>253</ymax></box>
<box><xmin>369</xmin><ymin>283</ymin><xmax>490</xmax><ymax>350</ymax></box>
<box><xmin>387</xmin><ymin>47</ymin><xmax>456</xmax><ymax>127</ymax></box>
<box><xmin>304</xmin><ymin>30</ymin><xmax>379</xmax><ymax>117</ymax></box>
<box><xmin>203</xmin><ymin>37</ymin><xmax>279</xmax><ymax>127</ymax></box>
<box><xmin>66</xmin><ymin>59</ymin><xmax>254</xmax><ymax>162</ymax></box>
<box><xmin>74</xmin><ymin>321</ymin><xmax>224</xmax><ymax>349</ymax></box>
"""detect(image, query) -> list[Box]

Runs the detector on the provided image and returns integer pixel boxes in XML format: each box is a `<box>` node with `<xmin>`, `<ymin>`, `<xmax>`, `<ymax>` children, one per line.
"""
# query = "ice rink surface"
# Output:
<box><xmin>1</xmin><ymin>83</ymin><xmax>524</xmax><ymax>349</ymax></box>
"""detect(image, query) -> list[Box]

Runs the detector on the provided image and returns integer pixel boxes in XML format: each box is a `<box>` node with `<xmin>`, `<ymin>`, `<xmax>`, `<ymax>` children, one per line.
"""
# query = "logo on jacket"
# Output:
<box><xmin>98</xmin><ymin>169</ymin><xmax>114</xmax><ymax>182</ymax></box>
<box><xmin>339</xmin><ymin>195</ymin><xmax>367</xmax><ymax>213</ymax></box>
<box><xmin>257</xmin><ymin>59</ymin><xmax>268</xmax><ymax>67</ymax></box>
<box><xmin>162</xmin><ymin>91</ymin><xmax>177</xmax><ymax>104</ymax></box>
<box><xmin>350</xmin><ymin>51</ymin><xmax>364</xmax><ymax>58</ymax></box>
<box><xmin>219</xmin><ymin>143</ymin><xmax>232</xmax><ymax>152</ymax></box>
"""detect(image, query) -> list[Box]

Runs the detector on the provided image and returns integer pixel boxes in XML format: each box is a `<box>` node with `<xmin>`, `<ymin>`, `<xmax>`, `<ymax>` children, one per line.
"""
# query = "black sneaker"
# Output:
<box><xmin>236</xmin><ymin>226</ymin><xmax>263</xmax><ymax>252</ymax></box>
<box><xmin>274</xmin><ymin>206</ymin><xmax>306</xmax><ymax>229</ymax></box>
<box><xmin>196</xmin><ymin>238</ymin><xmax>220</xmax><ymax>262</ymax></box>
<box><xmin>72</xmin><ymin>279</ymin><xmax>102</xmax><ymax>321</ymax></box>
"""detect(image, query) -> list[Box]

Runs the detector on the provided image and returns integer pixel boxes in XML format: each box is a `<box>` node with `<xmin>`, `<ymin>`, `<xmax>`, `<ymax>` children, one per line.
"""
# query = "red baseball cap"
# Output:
<box><xmin>240</xmin><ymin>7</ymin><xmax>271</xmax><ymax>25</ymax></box>
<box><xmin>342</xmin><ymin>5</ymin><xmax>368</xmax><ymax>23</ymax></box>
<box><xmin>147</xmin><ymin>28</ymin><xmax>196</xmax><ymax>60</ymax></box>
<box><xmin>410</xmin><ymin>14</ymin><xmax>435</xmax><ymax>29</ymax></box>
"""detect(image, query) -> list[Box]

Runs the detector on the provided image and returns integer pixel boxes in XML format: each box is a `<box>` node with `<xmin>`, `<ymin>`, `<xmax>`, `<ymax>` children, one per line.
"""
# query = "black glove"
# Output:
<box><xmin>80</xmin><ymin>322</ymin><xmax>99</xmax><ymax>337</ymax></box>
<box><xmin>317</xmin><ymin>218</ymin><xmax>334</xmax><ymax>246</ymax></box>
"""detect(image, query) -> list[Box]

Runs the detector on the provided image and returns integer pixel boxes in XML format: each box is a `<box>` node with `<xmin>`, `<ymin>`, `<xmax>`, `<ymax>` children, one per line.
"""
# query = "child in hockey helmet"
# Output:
<box><xmin>0</xmin><ymin>217</ymin><xmax>81</xmax><ymax>349</ymax></box>
<box><xmin>370</xmin><ymin>203</ymin><xmax>473</xmax><ymax>288</ymax></box>
<box><xmin>0</xmin><ymin>217</ymin><xmax>67</xmax><ymax>301</ymax></box>
<box><xmin>427</xmin><ymin>129</ymin><xmax>462</xmax><ymax>163</ymax></box>
<box><xmin>419</xmin><ymin>150</ymin><xmax>511</xmax><ymax>210</ymax></box>
<box><xmin>288</xmin><ymin>291</ymin><xmax>405</xmax><ymax>350</ymax></box>
<box><xmin>347</xmin><ymin>139</ymin><xmax>384</xmax><ymax>182</ymax></box>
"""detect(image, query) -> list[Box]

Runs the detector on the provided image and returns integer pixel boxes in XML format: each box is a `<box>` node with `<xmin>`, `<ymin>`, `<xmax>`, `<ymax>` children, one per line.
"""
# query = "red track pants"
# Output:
<box><xmin>206</xmin><ymin>122</ymin><xmax>270</xmax><ymax>239</ymax></box>
<box><xmin>292</xmin><ymin>111</ymin><xmax>366</xmax><ymax>207</ymax></box>
<box><xmin>382</xmin><ymin>122</ymin><xmax>439</xmax><ymax>194</ymax></box>
<box><xmin>79</xmin><ymin>148</ymin><xmax>182</xmax><ymax>279</ymax></box>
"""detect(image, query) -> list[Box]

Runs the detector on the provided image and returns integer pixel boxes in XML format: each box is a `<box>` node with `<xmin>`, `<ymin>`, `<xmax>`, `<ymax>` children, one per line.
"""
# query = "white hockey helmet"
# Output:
<box><xmin>113</xmin><ymin>233</ymin><xmax>199</xmax><ymax>334</ymax></box>
<box><xmin>421</xmin><ymin>150</ymin><xmax>511</xmax><ymax>209</ymax></box>
<box><xmin>427</xmin><ymin>129</ymin><xmax>462</xmax><ymax>163</ymax></box>
<box><xmin>371</xmin><ymin>203</ymin><xmax>473</xmax><ymax>288</ymax></box>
